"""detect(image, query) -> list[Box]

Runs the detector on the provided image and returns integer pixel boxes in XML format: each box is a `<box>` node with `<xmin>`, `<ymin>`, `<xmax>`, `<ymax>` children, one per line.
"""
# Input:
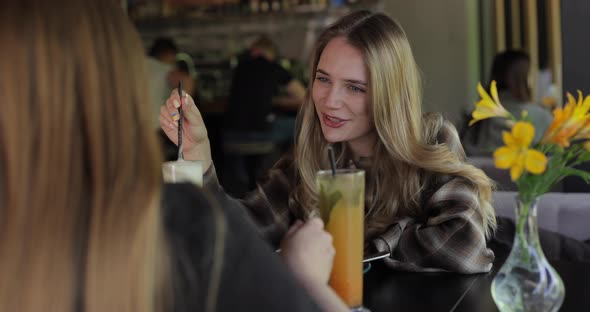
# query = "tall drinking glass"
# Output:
<box><xmin>317</xmin><ymin>169</ymin><xmax>366</xmax><ymax>311</ymax></box>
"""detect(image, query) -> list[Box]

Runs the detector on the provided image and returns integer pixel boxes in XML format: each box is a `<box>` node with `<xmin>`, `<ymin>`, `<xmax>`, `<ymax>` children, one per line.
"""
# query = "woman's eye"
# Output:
<box><xmin>348</xmin><ymin>85</ymin><xmax>365</xmax><ymax>93</ymax></box>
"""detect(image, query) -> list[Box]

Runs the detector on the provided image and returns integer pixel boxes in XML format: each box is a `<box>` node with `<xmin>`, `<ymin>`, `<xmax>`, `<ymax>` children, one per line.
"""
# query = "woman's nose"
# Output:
<box><xmin>324</xmin><ymin>86</ymin><xmax>344</xmax><ymax>109</ymax></box>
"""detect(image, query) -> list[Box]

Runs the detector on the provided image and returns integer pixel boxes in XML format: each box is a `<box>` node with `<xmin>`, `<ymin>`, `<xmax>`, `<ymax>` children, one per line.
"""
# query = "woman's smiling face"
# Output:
<box><xmin>312</xmin><ymin>37</ymin><xmax>375</xmax><ymax>155</ymax></box>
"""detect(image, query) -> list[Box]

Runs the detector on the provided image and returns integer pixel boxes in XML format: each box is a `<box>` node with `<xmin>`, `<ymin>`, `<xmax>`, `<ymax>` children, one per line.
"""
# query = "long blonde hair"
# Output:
<box><xmin>0</xmin><ymin>1</ymin><xmax>166</xmax><ymax>311</ymax></box>
<box><xmin>295</xmin><ymin>11</ymin><xmax>496</xmax><ymax>239</ymax></box>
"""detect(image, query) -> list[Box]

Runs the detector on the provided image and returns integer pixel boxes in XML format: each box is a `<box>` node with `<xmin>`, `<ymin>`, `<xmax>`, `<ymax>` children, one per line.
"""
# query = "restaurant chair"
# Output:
<box><xmin>221</xmin><ymin>132</ymin><xmax>278</xmax><ymax>197</ymax></box>
<box><xmin>492</xmin><ymin>191</ymin><xmax>590</xmax><ymax>242</ymax></box>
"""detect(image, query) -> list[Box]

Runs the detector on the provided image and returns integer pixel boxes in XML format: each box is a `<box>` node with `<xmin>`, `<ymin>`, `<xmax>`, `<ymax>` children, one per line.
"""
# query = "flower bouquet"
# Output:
<box><xmin>468</xmin><ymin>81</ymin><xmax>590</xmax><ymax>312</ymax></box>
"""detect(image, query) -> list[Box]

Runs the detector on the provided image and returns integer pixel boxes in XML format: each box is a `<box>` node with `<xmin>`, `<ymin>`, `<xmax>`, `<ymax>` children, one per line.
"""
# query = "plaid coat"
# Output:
<box><xmin>204</xmin><ymin>121</ymin><xmax>495</xmax><ymax>274</ymax></box>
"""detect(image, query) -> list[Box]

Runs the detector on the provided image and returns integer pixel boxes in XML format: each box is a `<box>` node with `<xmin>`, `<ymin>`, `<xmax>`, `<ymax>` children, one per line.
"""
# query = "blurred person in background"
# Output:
<box><xmin>147</xmin><ymin>37</ymin><xmax>197</xmax><ymax>161</ymax></box>
<box><xmin>224</xmin><ymin>35</ymin><xmax>306</xmax><ymax>192</ymax></box>
<box><xmin>226</xmin><ymin>35</ymin><xmax>306</xmax><ymax>139</ymax></box>
<box><xmin>463</xmin><ymin>50</ymin><xmax>553</xmax><ymax>156</ymax></box>
<box><xmin>149</xmin><ymin>37</ymin><xmax>179</xmax><ymax>66</ymax></box>
<box><xmin>161</xmin><ymin>11</ymin><xmax>498</xmax><ymax>274</ymax></box>
<box><xmin>0</xmin><ymin>1</ymin><xmax>348</xmax><ymax>311</ymax></box>
<box><xmin>147</xmin><ymin>37</ymin><xmax>179</xmax><ymax>128</ymax></box>
<box><xmin>147</xmin><ymin>37</ymin><xmax>196</xmax><ymax>131</ymax></box>
<box><xmin>537</xmin><ymin>50</ymin><xmax>561</xmax><ymax>110</ymax></box>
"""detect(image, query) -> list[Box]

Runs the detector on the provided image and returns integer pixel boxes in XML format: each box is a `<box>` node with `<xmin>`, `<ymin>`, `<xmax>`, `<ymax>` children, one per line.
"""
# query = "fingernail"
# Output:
<box><xmin>173</xmin><ymin>99</ymin><xmax>180</xmax><ymax>108</ymax></box>
<box><xmin>171</xmin><ymin>112</ymin><xmax>179</xmax><ymax>121</ymax></box>
<box><xmin>183</xmin><ymin>94</ymin><xmax>190</xmax><ymax>107</ymax></box>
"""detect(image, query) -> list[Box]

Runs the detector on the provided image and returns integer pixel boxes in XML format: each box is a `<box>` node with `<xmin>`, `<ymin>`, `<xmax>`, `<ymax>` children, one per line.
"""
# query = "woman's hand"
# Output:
<box><xmin>280</xmin><ymin>218</ymin><xmax>335</xmax><ymax>288</ymax></box>
<box><xmin>159</xmin><ymin>89</ymin><xmax>212</xmax><ymax>171</ymax></box>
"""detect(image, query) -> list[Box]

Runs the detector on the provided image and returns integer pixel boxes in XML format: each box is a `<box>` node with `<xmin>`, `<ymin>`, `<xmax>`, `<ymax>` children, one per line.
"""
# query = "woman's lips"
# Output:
<box><xmin>322</xmin><ymin>113</ymin><xmax>348</xmax><ymax>128</ymax></box>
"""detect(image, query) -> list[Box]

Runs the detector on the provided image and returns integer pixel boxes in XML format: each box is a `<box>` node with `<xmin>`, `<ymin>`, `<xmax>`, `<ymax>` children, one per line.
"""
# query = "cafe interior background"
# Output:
<box><xmin>128</xmin><ymin>0</ymin><xmax>590</xmax><ymax>234</ymax></box>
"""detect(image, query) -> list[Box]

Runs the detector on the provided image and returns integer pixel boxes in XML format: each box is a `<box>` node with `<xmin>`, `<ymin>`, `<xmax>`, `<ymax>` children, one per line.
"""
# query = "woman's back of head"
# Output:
<box><xmin>250</xmin><ymin>35</ymin><xmax>278</xmax><ymax>61</ymax></box>
<box><xmin>490</xmin><ymin>50</ymin><xmax>531</xmax><ymax>102</ymax></box>
<box><xmin>0</xmin><ymin>1</ymin><xmax>164</xmax><ymax>311</ymax></box>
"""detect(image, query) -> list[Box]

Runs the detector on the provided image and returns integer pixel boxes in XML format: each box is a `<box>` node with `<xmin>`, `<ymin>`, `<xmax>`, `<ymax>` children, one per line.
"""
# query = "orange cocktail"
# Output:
<box><xmin>317</xmin><ymin>169</ymin><xmax>365</xmax><ymax>308</ymax></box>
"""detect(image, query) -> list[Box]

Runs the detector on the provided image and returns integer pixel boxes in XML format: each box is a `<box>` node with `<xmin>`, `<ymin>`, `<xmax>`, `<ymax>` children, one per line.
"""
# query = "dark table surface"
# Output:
<box><xmin>363</xmin><ymin>261</ymin><xmax>480</xmax><ymax>312</ymax></box>
<box><xmin>363</xmin><ymin>221</ymin><xmax>590</xmax><ymax>312</ymax></box>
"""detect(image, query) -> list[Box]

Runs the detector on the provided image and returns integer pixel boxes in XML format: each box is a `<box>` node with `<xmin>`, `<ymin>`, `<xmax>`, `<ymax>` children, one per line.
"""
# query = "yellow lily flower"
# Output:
<box><xmin>542</xmin><ymin>91</ymin><xmax>590</xmax><ymax>147</ymax></box>
<box><xmin>494</xmin><ymin>121</ymin><xmax>548</xmax><ymax>181</ymax></box>
<box><xmin>571</xmin><ymin>92</ymin><xmax>590</xmax><ymax>138</ymax></box>
<box><xmin>572</xmin><ymin>118</ymin><xmax>590</xmax><ymax>141</ymax></box>
<box><xmin>469</xmin><ymin>81</ymin><xmax>510</xmax><ymax>126</ymax></box>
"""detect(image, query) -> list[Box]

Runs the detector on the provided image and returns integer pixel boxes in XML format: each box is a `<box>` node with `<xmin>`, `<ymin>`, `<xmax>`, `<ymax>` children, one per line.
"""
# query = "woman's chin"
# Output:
<box><xmin>320</xmin><ymin>126</ymin><xmax>349</xmax><ymax>143</ymax></box>
<box><xmin>322</xmin><ymin>133</ymin><xmax>345</xmax><ymax>144</ymax></box>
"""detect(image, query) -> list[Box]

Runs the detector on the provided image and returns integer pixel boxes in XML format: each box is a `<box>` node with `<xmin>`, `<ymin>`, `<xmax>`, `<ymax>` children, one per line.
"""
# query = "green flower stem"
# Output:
<box><xmin>516</xmin><ymin>200</ymin><xmax>532</xmax><ymax>264</ymax></box>
<box><xmin>570</xmin><ymin>148</ymin><xmax>589</xmax><ymax>167</ymax></box>
<box><xmin>516</xmin><ymin>201</ymin><xmax>529</xmax><ymax>237</ymax></box>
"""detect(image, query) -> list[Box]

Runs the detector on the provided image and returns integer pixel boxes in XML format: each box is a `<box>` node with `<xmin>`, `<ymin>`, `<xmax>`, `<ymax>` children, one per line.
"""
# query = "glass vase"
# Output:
<box><xmin>491</xmin><ymin>196</ymin><xmax>565</xmax><ymax>311</ymax></box>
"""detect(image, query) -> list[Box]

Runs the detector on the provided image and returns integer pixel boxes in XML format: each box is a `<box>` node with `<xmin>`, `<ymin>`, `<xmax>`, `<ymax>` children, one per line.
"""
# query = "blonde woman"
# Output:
<box><xmin>161</xmin><ymin>11</ymin><xmax>497</xmax><ymax>273</ymax></box>
<box><xmin>0</xmin><ymin>1</ymin><xmax>348</xmax><ymax>311</ymax></box>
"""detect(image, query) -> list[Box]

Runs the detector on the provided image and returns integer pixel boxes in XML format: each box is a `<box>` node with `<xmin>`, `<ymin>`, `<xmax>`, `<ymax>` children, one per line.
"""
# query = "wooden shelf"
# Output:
<box><xmin>132</xmin><ymin>0</ymin><xmax>381</xmax><ymax>29</ymax></box>
<box><xmin>134</xmin><ymin>0</ymin><xmax>383</xmax><ymax>105</ymax></box>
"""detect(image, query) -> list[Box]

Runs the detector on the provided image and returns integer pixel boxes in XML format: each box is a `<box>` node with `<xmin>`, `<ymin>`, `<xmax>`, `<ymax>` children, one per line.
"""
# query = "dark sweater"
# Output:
<box><xmin>226</xmin><ymin>56</ymin><xmax>292</xmax><ymax>132</ymax></box>
<box><xmin>163</xmin><ymin>183</ymin><xmax>322</xmax><ymax>312</ymax></box>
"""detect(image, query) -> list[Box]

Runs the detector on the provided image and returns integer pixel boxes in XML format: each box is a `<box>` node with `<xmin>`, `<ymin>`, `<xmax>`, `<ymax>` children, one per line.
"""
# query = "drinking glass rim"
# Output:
<box><xmin>316</xmin><ymin>169</ymin><xmax>365</xmax><ymax>177</ymax></box>
<box><xmin>163</xmin><ymin>160</ymin><xmax>203</xmax><ymax>166</ymax></box>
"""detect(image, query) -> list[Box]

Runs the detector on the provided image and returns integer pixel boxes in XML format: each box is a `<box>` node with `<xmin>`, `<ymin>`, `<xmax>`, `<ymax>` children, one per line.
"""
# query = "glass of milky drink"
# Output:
<box><xmin>162</xmin><ymin>160</ymin><xmax>203</xmax><ymax>187</ymax></box>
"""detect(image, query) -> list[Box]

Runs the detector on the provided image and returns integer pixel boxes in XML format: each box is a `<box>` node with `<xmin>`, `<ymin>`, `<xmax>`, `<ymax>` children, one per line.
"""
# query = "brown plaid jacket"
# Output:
<box><xmin>204</xmin><ymin>122</ymin><xmax>495</xmax><ymax>274</ymax></box>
